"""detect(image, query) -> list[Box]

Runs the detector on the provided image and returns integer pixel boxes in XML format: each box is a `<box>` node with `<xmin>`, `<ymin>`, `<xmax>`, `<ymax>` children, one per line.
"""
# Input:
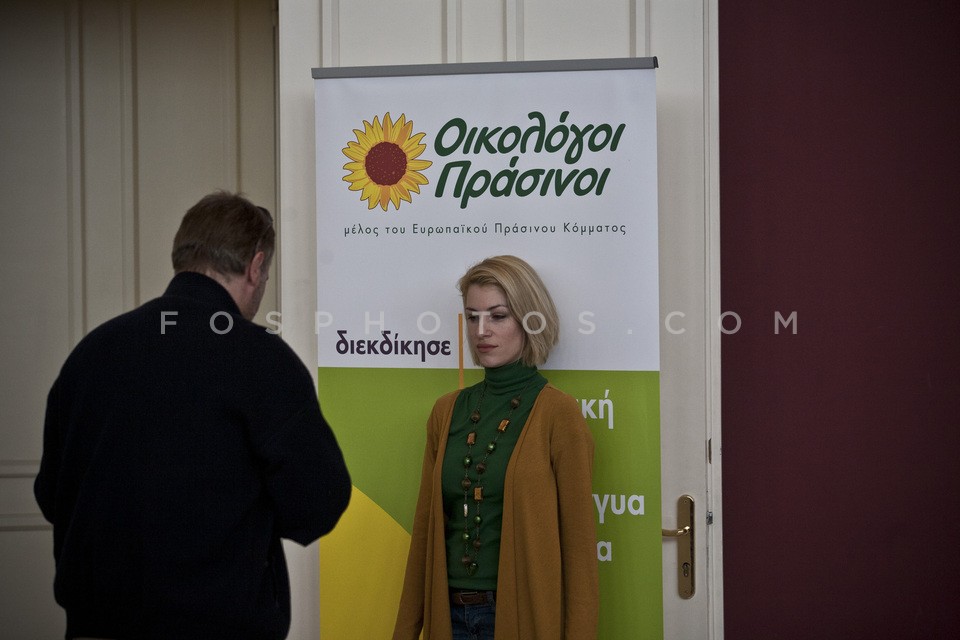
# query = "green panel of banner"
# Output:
<box><xmin>319</xmin><ymin>368</ymin><xmax>661</xmax><ymax>638</ymax></box>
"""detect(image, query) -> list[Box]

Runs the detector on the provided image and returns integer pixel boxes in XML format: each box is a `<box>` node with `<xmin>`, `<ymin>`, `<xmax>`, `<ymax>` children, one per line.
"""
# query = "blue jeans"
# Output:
<box><xmin>450</xmin><ymin>592</ymin><xmax>496</xmax><ymax>640</ymax></box>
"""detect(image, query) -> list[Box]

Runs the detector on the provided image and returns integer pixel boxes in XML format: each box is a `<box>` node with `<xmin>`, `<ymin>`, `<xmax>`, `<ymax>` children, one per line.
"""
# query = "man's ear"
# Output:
<box><xmin>247</xmin><ymin>250</ymin><xmax>266</xmax><ymax>285</ymax></box>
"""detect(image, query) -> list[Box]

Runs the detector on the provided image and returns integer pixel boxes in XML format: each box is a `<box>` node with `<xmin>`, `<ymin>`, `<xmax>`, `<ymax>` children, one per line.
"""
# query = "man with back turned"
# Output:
<box><xmin>35</xmin><ymin>191</ymin><xmax>351</xmax><ymax>640</ymax></box>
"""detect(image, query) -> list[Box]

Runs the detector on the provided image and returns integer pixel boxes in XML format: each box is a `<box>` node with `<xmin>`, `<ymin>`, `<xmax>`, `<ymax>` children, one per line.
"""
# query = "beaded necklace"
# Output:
<box><xmin>458</xmin><ymin>381</ymin><xmax>531</xmax><ymax>576</ymax></box>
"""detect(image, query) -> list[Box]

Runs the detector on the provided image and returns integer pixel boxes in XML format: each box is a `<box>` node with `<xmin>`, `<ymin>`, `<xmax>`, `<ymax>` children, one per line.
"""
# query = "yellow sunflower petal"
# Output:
<box><xmin>404</xmin><ymin>133</ymin><xmax>427</xmax><ymax>151</ymax></box>
<box><xmin>346</xmin><ymin>176</ymin><xmax>371</xmax><ymax>192</ymax></box>
<box><xmin>371</xmin><ymin>116</ymin><xmax>384</xmax><ymax>142</ymax></box>
<box><xmin>398</xmin><ymin>178</ymin><xmax>421</xmax><ymax>195</ymax></box>
<box><xmin>391</xmin><ymin>182</ymin><xmax>411</xmax><ymax>201</ymax></box>
<box><xmin>351</xmin><ymin>126</ymin><xmax>370</xmax><ymax>145</ymax></box>
<box><xmin>404</xmin><ymin>143</ymin><xmax>428</xmax><ymax>159</ymax></box>
<box><xmin>381</xmin><ymin>113</ymin><xmax>395</xmax><ymax>143</ymax></box>
<box><xmin>343</xmin><ymin>146</ymin><xmax>368</xmax><ymax>162</ymax></box>
<box><xmin>388</xmin><ymin>114</ymin><xmax>409</xmax><ymax>143</ymax></box>
<box><xmin>343</xmin><ymin>169</ymin><xmax>369</xmax><ymax>182</ymax></box>
<box><xmin>407</xmin><ymin>159</ymin><xmax>432</xmax><ymax>171</ymax></box>
<box><xmin>404</xmin><ymin>171</ymin><xmax>429</xmax><ymax>186</ymax></box>
<box><xmin>388</xmin><ymin>189</ymin><xmax>402</xmax><ymax>209</ymax></box>
<box><xmin>395</xmin><ymin>120</ymin><xmax>414</xmax><ymax>146</ymax></box>
<box><xmin>361</xmin><ymin>182</ymin><xmax>381</xmax><ymax>203</ymax></box>
<box><xmin>355</xmin><ymin>131</ymin><xmax>374</xmax><ymax>150</ymax></box>
<box><xmin>358</xmin><ymin>119</ymin><xmax>383</xmax><ymax>147</ymax></box>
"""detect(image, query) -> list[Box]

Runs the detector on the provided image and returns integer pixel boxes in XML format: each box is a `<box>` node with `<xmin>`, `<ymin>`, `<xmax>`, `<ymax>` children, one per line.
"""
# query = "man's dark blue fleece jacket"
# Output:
<box><xmin>35</xmin><ymin>271</ymin><xmax>351</xmax><ymax>640</ymax></box>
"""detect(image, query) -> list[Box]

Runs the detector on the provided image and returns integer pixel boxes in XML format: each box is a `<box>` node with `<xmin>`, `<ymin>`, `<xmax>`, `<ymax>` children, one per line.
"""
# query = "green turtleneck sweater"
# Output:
<box><xmin>441</xmin><ymin>360</ymin><xmax>547</xmax><ymax>591</ymax></box>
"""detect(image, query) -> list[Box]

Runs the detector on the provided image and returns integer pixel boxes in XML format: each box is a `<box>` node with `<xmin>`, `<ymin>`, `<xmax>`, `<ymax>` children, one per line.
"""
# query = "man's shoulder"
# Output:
<box><xmin>70</xmin><ymin>303</ymin><xmax>150</xmax><ymax>350</ymax></box>
<box><xmin>64</xmin><ymin>297</ymin><xmax>302</xmax><ymax>369</ymax></box>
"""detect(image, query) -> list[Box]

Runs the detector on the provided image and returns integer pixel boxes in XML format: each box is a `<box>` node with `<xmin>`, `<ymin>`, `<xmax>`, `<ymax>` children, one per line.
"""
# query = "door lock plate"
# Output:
<box><xmin>661</xmin><ymin>494</ymin><xmax>695</xmax><ymax>599</ymax></box>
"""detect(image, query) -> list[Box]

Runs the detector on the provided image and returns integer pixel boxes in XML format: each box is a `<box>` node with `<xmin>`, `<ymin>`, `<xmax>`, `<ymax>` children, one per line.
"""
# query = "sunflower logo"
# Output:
<box><xmin>341</xmin><ymin>113</ymin><xmax>433</xmax><ymax>211</ymax></box>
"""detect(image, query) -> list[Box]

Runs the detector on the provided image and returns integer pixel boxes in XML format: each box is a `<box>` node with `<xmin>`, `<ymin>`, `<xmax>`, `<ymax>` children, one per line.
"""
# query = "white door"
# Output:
<box><xmin>651</xmin><ymin>1</ymin><xmax>724</xmax><ymax>637</ymax></box>
<box><xmin>277</xmin><ymin>1</ymin><xmax>721</xmax><ymax>638</ymax></box>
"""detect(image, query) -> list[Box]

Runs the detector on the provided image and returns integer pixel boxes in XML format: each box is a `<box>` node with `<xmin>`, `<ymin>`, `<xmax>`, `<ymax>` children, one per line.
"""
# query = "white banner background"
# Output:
<box><xmin>315</xmin><ymin>66</ymin><xmax>658</xmax><ymax>371</ymax></box>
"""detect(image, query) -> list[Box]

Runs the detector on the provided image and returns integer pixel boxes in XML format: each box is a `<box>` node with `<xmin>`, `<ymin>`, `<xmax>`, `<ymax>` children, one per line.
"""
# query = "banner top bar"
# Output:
<box><xmin>311</xmin><ymin>57</ymin><xmax>658</xmax><ymax>80</ymax></box>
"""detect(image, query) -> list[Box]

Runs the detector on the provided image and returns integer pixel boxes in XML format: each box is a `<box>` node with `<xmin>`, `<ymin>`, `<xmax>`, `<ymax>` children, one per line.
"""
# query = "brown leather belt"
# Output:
<box><xmin>450</xmin><ymin>589</ymin><xmax>496</xmax><ymax>605</ymax></box>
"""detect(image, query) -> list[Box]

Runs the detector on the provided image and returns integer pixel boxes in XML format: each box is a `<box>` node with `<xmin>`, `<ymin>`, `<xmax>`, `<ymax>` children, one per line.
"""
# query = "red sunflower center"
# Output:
<box><xmin>365</xmin><ymin>142</ymin><xmax>408</xmax><ymax>186</ymax></box>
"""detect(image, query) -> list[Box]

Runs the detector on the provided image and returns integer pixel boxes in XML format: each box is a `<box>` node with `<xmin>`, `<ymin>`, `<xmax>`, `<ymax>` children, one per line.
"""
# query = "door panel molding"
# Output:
<box><xmin>1</xmin><ymin>0</ymin><xmax>278</xmax><ymax>635</ymax></box>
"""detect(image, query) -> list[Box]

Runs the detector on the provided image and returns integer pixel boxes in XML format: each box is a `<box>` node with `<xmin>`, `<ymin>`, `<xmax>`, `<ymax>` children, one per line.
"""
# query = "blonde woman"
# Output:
<box><xmin>393</xmin><ymin>255</ymin><xmax>598</xmax><ymax>640</ymax></box>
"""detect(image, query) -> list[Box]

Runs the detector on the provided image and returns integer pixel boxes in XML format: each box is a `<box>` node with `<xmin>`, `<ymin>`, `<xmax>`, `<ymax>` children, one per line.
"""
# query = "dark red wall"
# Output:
<box><xmin>719</xmin><ymin>1</ymin><xmax>960</xmax><ymax>637</ymax></box>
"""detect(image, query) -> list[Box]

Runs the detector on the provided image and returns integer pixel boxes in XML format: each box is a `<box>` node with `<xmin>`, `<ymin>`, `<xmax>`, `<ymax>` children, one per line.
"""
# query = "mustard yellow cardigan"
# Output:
<box><xmin>392</xmin><ymin>384</ymin><xmax>599</xmax><ymax>640</ymax></box>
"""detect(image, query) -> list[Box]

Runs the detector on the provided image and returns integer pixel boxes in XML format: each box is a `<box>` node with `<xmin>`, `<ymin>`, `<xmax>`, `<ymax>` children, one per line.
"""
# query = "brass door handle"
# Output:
<box><xmin>661</xmin><ymin>525</ymin><xmax>690</xmax><ymax>537</ymax></box>
<box><xmin>662</xmin><ymin>495</ymin><xmax>695</xmax><ymax>598</ymax></box>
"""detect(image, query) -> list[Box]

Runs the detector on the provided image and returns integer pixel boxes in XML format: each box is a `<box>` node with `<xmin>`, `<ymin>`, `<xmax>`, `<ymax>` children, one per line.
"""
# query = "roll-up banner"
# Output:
<box><xmin>313</xmin><ymin>58</ymin><xmax>662</xmax><ymax>639</ymax></box>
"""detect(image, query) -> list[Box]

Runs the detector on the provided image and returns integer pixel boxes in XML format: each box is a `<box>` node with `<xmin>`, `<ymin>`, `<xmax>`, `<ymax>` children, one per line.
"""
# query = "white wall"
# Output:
<box><xmin>0</xmin><ymin>1</ymin><xmax>277</xmax><ymax>637</ymax></box>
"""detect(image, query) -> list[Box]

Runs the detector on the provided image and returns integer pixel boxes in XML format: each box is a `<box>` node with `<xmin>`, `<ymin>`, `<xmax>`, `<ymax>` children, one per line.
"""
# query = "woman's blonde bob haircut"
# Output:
<box><xmin>457</xmin><ymin>255</ymin><xmax>559</xmax><ymax>367</ymax></box>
